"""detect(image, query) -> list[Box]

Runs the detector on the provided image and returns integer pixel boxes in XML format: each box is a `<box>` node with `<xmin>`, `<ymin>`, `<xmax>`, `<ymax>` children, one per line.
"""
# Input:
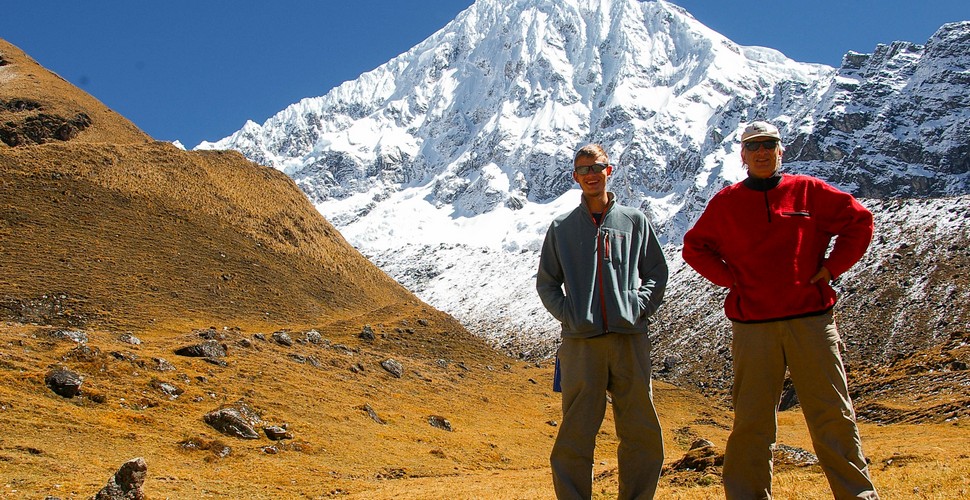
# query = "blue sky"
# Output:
<box><xmin>3</xmin><ymin>1</ymin><xmax>967</xmax><ymax>148</ymax></box>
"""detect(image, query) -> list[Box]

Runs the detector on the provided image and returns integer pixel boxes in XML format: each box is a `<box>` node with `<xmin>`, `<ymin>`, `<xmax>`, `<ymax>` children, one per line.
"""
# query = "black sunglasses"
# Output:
<box><xmin>744</xmin><ymin>140</ymin><xmax>779</xmax><ymax>151</ymax></box>
<box><xmin>574</xmin><ymin>163</ymin><xmax>611</xmax><ymax>175</ymax></box>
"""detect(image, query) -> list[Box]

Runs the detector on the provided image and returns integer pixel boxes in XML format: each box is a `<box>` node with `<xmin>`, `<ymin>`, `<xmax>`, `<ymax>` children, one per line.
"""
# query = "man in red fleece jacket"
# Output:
<box><xmin>683</xmin><ymin>121</ymin><xmax>879</xmax><ymax>499</ymax></box>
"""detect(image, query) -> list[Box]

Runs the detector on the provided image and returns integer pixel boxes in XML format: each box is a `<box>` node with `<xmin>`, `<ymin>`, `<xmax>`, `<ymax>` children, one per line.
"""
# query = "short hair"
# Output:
<box><xmin>574</xmin><ymin>144</ymin><xmax>608</xmax><ymax>165</ymax></box>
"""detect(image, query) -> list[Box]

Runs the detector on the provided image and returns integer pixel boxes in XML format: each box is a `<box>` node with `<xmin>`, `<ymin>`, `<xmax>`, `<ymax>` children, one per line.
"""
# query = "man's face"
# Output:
<box><xmin>741</xmin><ymin>139</ymin><xmax>782</xmax><ymax>179</ymax></box>
<box><xmin>573</xmin><ymin>155</ymin><xmax>612</xmax><ymax>198</ymax></box>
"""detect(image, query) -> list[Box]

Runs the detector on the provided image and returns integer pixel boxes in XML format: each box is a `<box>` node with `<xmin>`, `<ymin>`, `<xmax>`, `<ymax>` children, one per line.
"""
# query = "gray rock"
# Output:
<box><xmin>93</xmin><ymin>457</ymin><xmax>147</xmax><ymax>500</ymax></box>
<box><xmin>773</xmin><ymin>443</ymin><xmax>819</xmax><ymax>467</ymax></box>
<box><xmin>358</xmin><ymin>324</ymin><xmax>375</xmax><ymax>341</ymax></box>
<box><xmin>272</xmin><ymin>330</ymin><xmax>293</xmax><ymax>346</ymax></box>
<box><xmin>203</xmin><ymin>402</ymin><xmax>263</xmax><ymax>439</ymax></box>
<box><xmin>119</xmin><ymin>333</ymin><xmax>141</xmax><ymax>345</ymax></box>
<box><xmin>360</xmin><ymin>404</ymin><xmax>386</xmax><ymax>425</ymax></box>
<box><xmin>263</xmin><ymin>425</ymin><xmax>293</xmax><ymax>441</ymax></box>
<box><xmin>428</xmin><ymin>415</ymin><xmax>453</xmax><ymax>432</ymax></box>
<box><xmin>49</xmin><ymin>329</ymin><xmax>87</xmax><ymax>343</ymax></box>
<box><xmin>304</xmin><ymin>329</ymin><xmax>323</xmax><ymax>344</ymax></box>
<box><xmin>381</xmin><ymin>358</ymin><xmax>404</xmax><ymax>378</ymax></box>
<box><xmin>174</xmin><ymin>340</ymin><xmax>226</xmax><ymax>358</ymax></box>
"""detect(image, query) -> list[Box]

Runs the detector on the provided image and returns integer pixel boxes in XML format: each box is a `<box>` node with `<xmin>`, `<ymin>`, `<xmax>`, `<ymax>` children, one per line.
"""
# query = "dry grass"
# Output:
<box><xmin>1</xmin><ymin>35</ymin><xmax>968</xmax><ymax>499</ymax></box>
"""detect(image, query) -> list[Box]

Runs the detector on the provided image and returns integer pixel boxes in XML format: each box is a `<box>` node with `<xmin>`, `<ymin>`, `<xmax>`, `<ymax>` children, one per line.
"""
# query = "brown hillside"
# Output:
<box><xmin>0</xmin><ymin>39</ymin><xmax>150</xmax><ymax>146</ymax></box>
<box><xmin>1</xmin><ymin>38</ymin><xmax>968</xmax><ymax>499</ymax></box>
<box><xmin>0</xmin><ymin>36</ymin><xmax>450</xmax><ymax>339</ymax></box>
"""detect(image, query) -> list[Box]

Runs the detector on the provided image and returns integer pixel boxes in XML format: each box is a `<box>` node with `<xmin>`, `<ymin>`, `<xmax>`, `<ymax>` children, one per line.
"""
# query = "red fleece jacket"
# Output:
<box><xmin>682</xmin><ymin>174</ymin><xmax>873</xmax><ymax>323</ymax></box>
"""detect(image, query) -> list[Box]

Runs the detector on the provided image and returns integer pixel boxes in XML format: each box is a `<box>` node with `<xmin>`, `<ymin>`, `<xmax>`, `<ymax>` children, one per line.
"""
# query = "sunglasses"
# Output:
<box><xmin>744</xmin><ymin>140</ymin><xmax>779</xmax><ymax>151</ymax></box>
<box><xmin>574</xmin><ymin>162</ymin><xmax>611</xmax><ymax>175</ymax></box>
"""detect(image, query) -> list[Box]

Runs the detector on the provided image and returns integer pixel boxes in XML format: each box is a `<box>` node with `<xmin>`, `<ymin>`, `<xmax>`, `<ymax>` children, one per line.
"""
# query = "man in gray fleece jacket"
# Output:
<box><xmin>537</xmin><ymin>143</ymin><xmax>668</xmax><ymax>499</ymax></box>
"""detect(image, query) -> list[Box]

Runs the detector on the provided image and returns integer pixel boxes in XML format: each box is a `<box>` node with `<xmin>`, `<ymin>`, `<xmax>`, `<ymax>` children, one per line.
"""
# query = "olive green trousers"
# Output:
<box><xmin>551</xmin><ymin>333</ymin><xmax>664</xmax><ymax>499</ymax></box>
<box><xmin>724</xmin><ymin>312</ymin><xmax>878</xmax><ymax>499</ymax></box>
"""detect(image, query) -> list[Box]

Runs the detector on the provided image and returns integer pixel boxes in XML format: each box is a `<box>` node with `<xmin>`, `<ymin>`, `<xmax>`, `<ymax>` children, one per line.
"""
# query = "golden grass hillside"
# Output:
<box><xmin>1</xmin><ymin>37</ymin><xmax>968</xmax><ymax>499</ymax></box>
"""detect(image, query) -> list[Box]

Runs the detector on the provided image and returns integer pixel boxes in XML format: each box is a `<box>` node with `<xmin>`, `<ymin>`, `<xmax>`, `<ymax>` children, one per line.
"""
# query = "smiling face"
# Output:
<box><xmin>741</xmin><ymin>139</ymin><xmax>783</xmax><ymax>179</ymax></box>
<box><xmin>573</xmin><ymin>153</ymin><xmax>612</xmax><ymax>202</ymax></box>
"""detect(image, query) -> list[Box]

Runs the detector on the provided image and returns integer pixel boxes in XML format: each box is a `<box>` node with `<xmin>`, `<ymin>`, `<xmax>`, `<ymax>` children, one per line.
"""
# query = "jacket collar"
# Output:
<box><xmin>580</xmin><ymin>191</ymin><xmax>616</xmax><ymax>215</ymax></box>
<box><xmin>743</xmin><ymin>172</ymin><xmax>783</xmax><ymax>192</ymax></box>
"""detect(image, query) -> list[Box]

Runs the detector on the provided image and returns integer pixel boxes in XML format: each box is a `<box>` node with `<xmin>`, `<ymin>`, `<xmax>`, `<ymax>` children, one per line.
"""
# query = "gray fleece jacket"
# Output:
<box><xmin>536</xmin><ymin>193</ymin><xmax>668</xmax><ymax>338</ymax></box>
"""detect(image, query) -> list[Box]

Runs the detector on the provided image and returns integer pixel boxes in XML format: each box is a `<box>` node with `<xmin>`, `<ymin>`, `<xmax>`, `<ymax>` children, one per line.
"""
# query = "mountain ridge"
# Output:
<box><xmin>201</xmin><ymin>0</ymin><xmax>969</xmax><ymax>401</ymax></box>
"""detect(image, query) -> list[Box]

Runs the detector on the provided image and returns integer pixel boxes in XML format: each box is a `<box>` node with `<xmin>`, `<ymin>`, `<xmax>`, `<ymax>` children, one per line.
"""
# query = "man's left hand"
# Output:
<box><xmin>810</xmin><ymin>266</ymin><xmax>833</xmax><ymax>284</ymax></box>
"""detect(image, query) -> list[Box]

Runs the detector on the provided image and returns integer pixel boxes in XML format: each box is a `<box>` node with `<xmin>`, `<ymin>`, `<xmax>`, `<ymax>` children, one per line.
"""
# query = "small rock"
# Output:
<box><xmin>203</xmin><ymin>402</ymin><xmax>263</xmax><ymax>439</ymax></box>
<box><xmin>381</xmin><ymin>359</ymin><xmax>404</xmax><ymax>378</ymax></box>
<box><xmin>119</xmin><ymin>333</ymin><xmax>141</xmax><ymax>345</ymax></box>
<box><xmin>263</xmin><ymin>426</ymin><xmax>293</xmax><ymax>441</ymax></box>
<box><xmin>174</xmin><ymin>340</ymin><xmax>226</xmax><ymax>358</ymax></box>
<box><xmin>359</xmin><ymin>325</ymin><xmax>376</xmax><ymax>341</ymax></box>
<box><xmin>428</xmin><ymin>415</ymin><xmax>452</xmax><ymax>431</ymax></box>
<box><xmin>773</xmin><ymin>443</ymin><xmax>819</xmax><ymax>467</ymax></box>
<box><xmin>93</xmin><ymin>457</ymin><xmax>147</xmax><ymax>500</ymax></box>
<box><xmin>304</xmin><ymin>330</ymin><xmax>322</xmax><ymax>344</ymax></box>
<box><xmin>360</xmin><ymin>404</ymin><xmax>386</xmax><ymax>425</ymax></box>
<box><xmin>45</xmin><ymin>368</ymin><xmax>83</xmax><ymax>398</ymax></box>
<box><xmin>272</xmin><ymin>331</ymin><xmax>293</xmax><ymax>347</ymax></box>
<box><xmin>149</xmin><ymin>358</ymin><xmax>176</xmax><ymax>372</ymax></box>
<box><xmin>49</xmin><ymin>329</ymin><xmax>87</xmax><ymax>344</ymax></box>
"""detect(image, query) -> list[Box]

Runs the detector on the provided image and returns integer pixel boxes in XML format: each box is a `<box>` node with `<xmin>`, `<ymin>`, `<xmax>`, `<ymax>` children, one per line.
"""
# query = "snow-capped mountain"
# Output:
<box><xmin>199</xmin><ymin>0</ymin><xmax>970</xmax><ymax>387</ymax></box>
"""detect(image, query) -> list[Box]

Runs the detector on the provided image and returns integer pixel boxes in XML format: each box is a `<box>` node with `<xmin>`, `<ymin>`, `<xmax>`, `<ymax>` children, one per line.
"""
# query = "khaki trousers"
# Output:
<box><xmin>724</xmin><ymin>312</ymin><xmax>878</xmax><ymax>499</ymax></box>
<box><xmin>551</xmin><ymin>333</ymin><xmax>664</xmax><ymax>500</ymax></box>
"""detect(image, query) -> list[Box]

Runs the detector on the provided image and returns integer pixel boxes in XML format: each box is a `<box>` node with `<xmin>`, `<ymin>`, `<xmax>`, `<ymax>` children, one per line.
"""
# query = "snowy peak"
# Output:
<box><xmin>200</xmin><ymin>0</ymin><xmax>836</xmax><ymax>237</ymax></box>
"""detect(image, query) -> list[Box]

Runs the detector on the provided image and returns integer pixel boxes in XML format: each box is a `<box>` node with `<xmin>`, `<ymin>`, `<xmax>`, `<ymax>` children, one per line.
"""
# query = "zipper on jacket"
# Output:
<box><xmin>763</xmin><ymin>191</ymin><xmax>772</xmax><ymax>223</ymax></box>
<box><xmin>596</xmin><ymin>226</ymin><xmax>610</xmax><ymax>334</ymax></box>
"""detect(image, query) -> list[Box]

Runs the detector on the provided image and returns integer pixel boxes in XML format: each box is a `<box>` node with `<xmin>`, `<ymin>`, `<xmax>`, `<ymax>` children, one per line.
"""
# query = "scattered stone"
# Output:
<box><xmin>263</xmin><ymin>425</ymin><xmax>293</xmax><ymax>441</ymax></box>
<box><xmin>666</xmin><ymin>439</ymin><xmax>723</xmax><ymax>472</ymax></box>
<box><xmin>262</xmin><ymin>445</ymin><xmax>279</xmax><ymax>454</ymax></box>
<box><xmin>773</xmin><ymin>443</ymin><xmax>818</xmax><ymax>467</ymax></box>
<box><xmin>110</xmin><ymin>351</ymin><xmax>137</xmax><ymax>362</ymax></box>
<box><xmin>194</xmin><ymin>327</ymin><xmax>222</xmax><ymax>340</ymax></box>
<box><xmin>547</xmin><ymin>420</ymin><xmax>558</xmax><ymax>427</ymax></box>
<box><xmin>148</xmin><ymin>358</ymin><xmax>176</xmax><ymax>372</ymax></box>
<box><xmin>360</xmin><ymin>404</ymin><xmax>386</xmax><ymax>425</ymax></box>
<box><xmin>178</xmin><ymin>437</ymin><xmax>231</xmax><ymax>458</ymax></box>
<box><xmin>428</xmin><ymin>415</ymin><xmax>452</xmax><ymax>432</ymax></box>
<box><xmin>150</xmin><ymin>380</ymin><xmax>183</xmax><ymax>399</ymax></box>
<box><xmin>418</xmin><ymin>319</ymin><xmax>429</xmax><ymax>326</ymax></box>
<box><xmin>174</xmin><ymin>340</ymin><xmax>226</xmax><ymax>358</ymax></box>
<box><xmin>62</xmin><ymin>344</ymin><xmax>102</xmax><ymax>363</ymax></box>
<box><xmin>271</xmin><ymin>330</ymin><xmax>293</xmax><ymax>347</ymax></box>
<box><xmin>304</xmin><ymin>329</ymin><xmax>322</xmax><ymax>344</ymax></box>
<box><xmin>691</xmin><ymin>439</ymin><xmax>715</xmax><ymax>449</ymax></box>
<box><xmin>203</xmin><ymin>401</ymin><xmax>263</xmax><ymax>439</ymax></box>
<box><xmin>93</xmin><ymin>457</ymin><xmax>147</xmax><ymax>500</ymax></box>
<box><xmin>253</xmin><ymin>333</ymin><xmax>266</xmax><ymax>342</ymax></box>
<box><xmin>49</xmin><ymin>329</ymin><xmax>87</xmax><ymax>344</ymax></box>
<box><xmin>119</xmin><ymin>333</ymin><xmax>141</xmax><ymax>345</ymax></box>
<box><xmin>381</xmin><ymin>359</ymin><xmax>404</xmax><ymax>378</ymax></box>
<box><xmin>359</xmin><ymin>325</ymin><xmax>376</xmax><ymax>341</ymax></box>
<box><xmin>45</xmin><ymin>367</ymin><xmax>83</xmax><ymax>398</ymax></box>
<box><xmin>237</xmin><ymin>338</ymin><xmax>253</xmax><ymax>348</ymax></box>
<box><xmin>332</xmin><ymin>344</ymin><xmax>358</xmax><ymax>354</ymax></box>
